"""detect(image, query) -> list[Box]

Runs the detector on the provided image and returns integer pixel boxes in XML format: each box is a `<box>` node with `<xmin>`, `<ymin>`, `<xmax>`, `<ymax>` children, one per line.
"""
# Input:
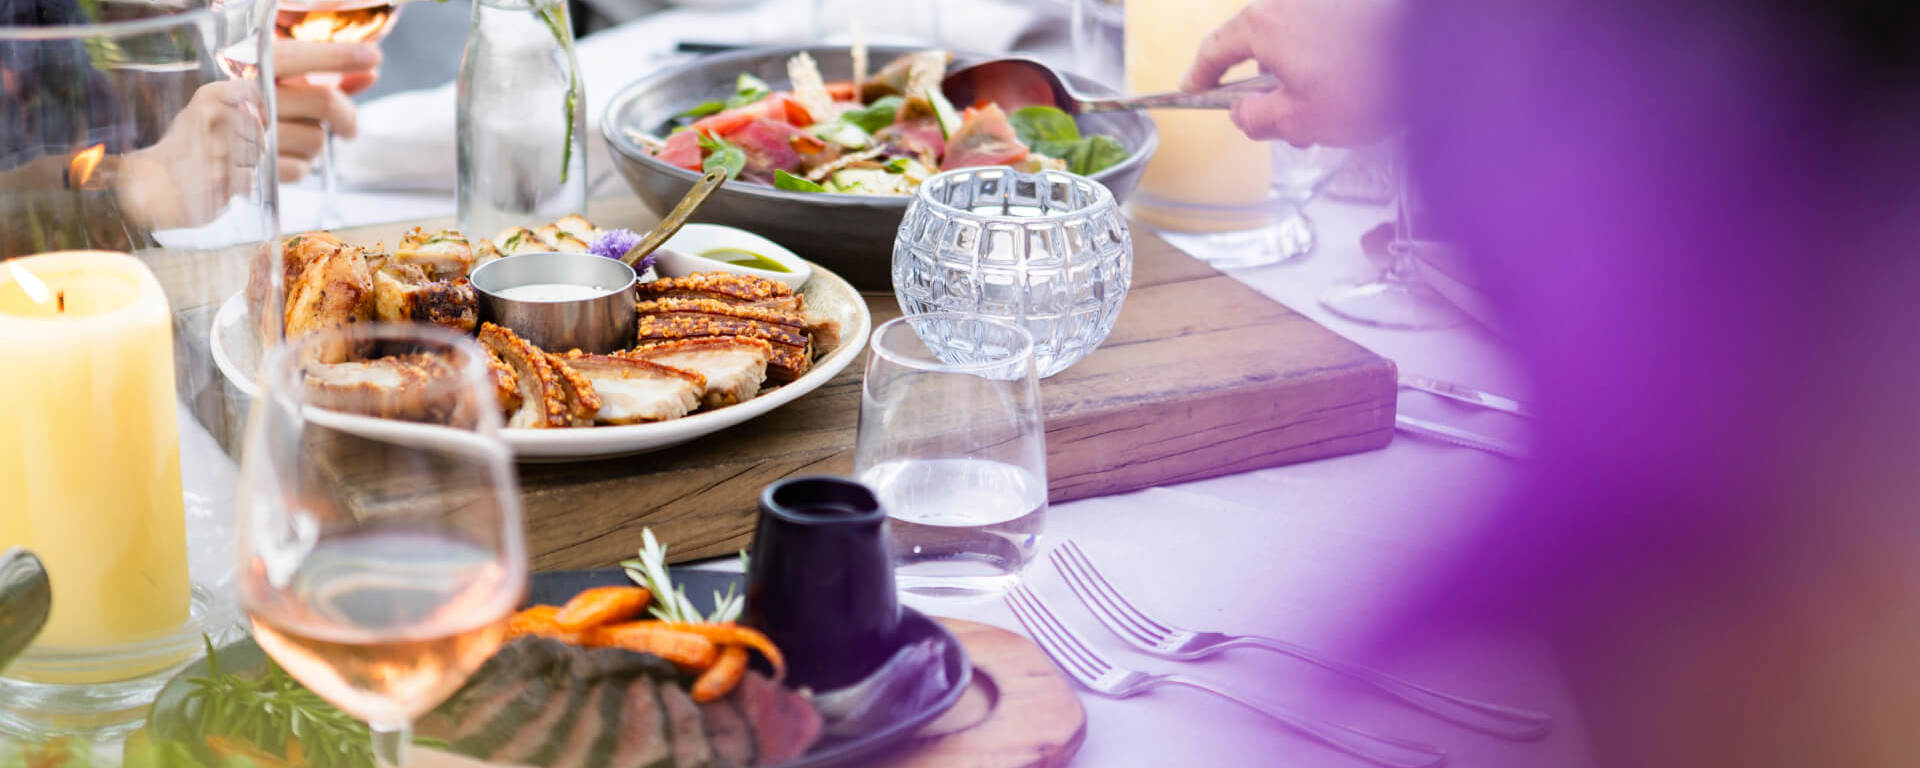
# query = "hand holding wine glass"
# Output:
<box><xmin>273</xmin><ymin>39</ymin><xmax>381</xmax><ymax>183</ymax></box>
<box><xmin>237</xmin><ymin>324</ymin><xmax>526</xmax><ymax>767</ymax></box>
<box><xmin>272</xmin><ymin>0</ymin><xmax>400</xmax><ymax>225</ymax></box>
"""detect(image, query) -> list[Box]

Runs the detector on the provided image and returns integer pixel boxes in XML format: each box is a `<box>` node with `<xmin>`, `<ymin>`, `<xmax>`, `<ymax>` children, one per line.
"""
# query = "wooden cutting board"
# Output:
<box><xmin>884</xmin><ymin>619</ymin><xmax>1086</xmax><ymax>768</ymax></box>
<box><xmin>335</xmin><ymin>198</ymin><xmax>1396</xmax><ymax>567</ymax></box>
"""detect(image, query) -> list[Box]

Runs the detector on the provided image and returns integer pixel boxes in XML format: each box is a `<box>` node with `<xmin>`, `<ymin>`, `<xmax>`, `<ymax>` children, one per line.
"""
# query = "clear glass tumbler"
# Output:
<box><xmin>893</xmin><ymin>167</ymin><xmax>1132</xmax><ymax>378</ymax></box>
<box><xmin>855</xmin><ymin>313</ymin><xmax>1046</xmax><ymax>602</ymax></box>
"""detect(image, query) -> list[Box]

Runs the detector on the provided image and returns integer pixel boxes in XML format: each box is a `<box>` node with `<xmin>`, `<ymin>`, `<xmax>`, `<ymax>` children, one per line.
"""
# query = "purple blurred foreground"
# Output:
<box><xmin>1385</xmin><ymin>0</ymin><xmax>1919</xmax><ymax>765</ymax></box>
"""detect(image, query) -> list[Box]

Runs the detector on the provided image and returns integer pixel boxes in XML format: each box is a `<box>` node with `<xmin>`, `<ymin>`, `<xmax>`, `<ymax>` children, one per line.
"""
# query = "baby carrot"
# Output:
<box><xmin>554</xmin><ymin>586</ymin><xmax>652</xmax><ymax>631</ymax></box>
<box><xmin>587</xmin><ymin>622</ymin><xmax>718</xmax><ymax>672</ymax></box>
<box><xmin>507</xmin><ymin>605</ymin><xmax>587</xmax><ymax>644</ymax></box>
<box><xmin>692</xmin><ymin>644</ymin><xmax>750</xmax><ymax>702</ymax></box>
<box><xmin>662</xmin><ymin>622</ymin><xmax>786</xmax><ymax>679</ymax></box>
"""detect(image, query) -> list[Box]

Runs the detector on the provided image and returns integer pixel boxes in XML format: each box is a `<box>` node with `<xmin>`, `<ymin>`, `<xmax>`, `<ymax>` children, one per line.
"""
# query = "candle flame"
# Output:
<box><xmin>69</xmin><ymin>144</ymin><xmax>105</xmax><ymax>188</ymax></box>
<box><xmin>8</xmin><ymin>262</ymin><xmax>54</xmax><ymax>307</ymax></box>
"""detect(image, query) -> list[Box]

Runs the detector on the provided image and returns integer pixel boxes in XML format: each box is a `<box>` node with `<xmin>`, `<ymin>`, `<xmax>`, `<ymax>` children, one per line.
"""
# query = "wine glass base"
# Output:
<box><xmin>1150</xmin><ymin>210</ymin><xmax>1315</xmax><ymax>270</ymax></box>
<box><xmin>1320</xmin><ymin>274</ymin><xmax>1468</xmax><ymax>330</ymax></box>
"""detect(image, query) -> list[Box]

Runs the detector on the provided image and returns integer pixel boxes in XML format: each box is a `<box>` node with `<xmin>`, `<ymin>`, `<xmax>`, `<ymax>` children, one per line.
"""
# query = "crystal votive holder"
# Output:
<box><xmin>893</xmin><ymin>167</ymin><xmax>1133</xmax><ymax>378</ymax></box>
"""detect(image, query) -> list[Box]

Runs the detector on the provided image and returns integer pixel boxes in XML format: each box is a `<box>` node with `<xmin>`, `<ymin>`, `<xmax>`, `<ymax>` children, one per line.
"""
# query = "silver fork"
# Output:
<box><xmin>1051</xmin><ymin>540</ymin><xmax>1552</xmax><ymax>740</ymax></box>
<box><xmin>1006</xmin><ymin>586</ymin><xmax>1447</xmax><ymax>768</ymax></box>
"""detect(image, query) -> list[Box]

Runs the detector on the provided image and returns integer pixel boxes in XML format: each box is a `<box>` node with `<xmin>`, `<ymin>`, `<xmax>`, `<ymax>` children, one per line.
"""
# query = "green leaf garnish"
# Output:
<box><xmin>1034</xmin><ymin>133</ymin><xmax>1129</xmax><ymax>176</ymax></box>
<box><xmin>621</xmin><ymin>528</ymin><xmax>749</xmax><ymax>624</ymax></box>
<box><xmin>676</xmin><ymin>100</ymin><xmax>726</xmax><ymax>119</ymax></box>
<box><xmin>840</xmin><ymin>95</ymin><xmax>903</xmax><ymax>134</ymax></box>
<box><xmin>1009</xmin><ymin>105</ymin><xmax>1081</xmax><ymax>145</ymax></box>
<box><xmin>697</xmin><ymin>131</ymin><xmax>746</xmax><ymax>180</ymax></box>
<box><xmin>774</xmin><ymin>169</ymin><xmax>826</xmax><ymax>192</ymax></box>
<box><xmin>724</xmin><ymin>72</ymin><xmax>771</xmax><ymax>109</ymax></box>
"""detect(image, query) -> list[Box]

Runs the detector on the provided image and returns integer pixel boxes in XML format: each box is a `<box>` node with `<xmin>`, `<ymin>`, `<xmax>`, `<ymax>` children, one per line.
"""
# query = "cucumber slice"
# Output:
<box><xmin>928</xmin><ymin>87</ymin><xmax>962</xmax><ymax>140</ymax></box>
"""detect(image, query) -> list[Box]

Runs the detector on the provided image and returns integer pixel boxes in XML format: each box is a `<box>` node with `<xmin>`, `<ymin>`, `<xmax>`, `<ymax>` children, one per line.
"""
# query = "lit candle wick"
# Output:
<box><xmin>8</xmin><ymin>262</ymin><xmax>54</xmax><ymax>307</ymax></box>
<box><xmin>57</xmin><ymin>291</ymin><xmax>66</xmax><ymax>313</ymax></box>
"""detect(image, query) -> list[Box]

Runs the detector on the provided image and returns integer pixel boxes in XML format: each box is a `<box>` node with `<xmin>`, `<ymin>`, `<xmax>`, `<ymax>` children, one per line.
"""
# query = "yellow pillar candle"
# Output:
<box><xmin>0</xmin><ymin>251</ymin><xmax>189</xmax><ymax>653</ymax></box>
<box><xmin>1126</xmin><ymin>0</ymin><xmax>1275</xmax><ymax>232</ymax></box>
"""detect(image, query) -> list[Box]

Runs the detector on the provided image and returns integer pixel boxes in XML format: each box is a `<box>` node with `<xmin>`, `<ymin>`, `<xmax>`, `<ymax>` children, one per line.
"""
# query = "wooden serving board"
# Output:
<box><xmin>884</xmin><ymin>619</ymin><xmax>1086</xmax><ymax>768</ymax></box>
<box><xmin>336</xmin><ymin>198</ymin><xmax>1396</xmax><ymax>567</ymax></box>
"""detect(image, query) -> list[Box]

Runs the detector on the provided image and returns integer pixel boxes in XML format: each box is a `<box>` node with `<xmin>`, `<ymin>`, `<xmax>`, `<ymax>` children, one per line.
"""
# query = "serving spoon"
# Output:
<box><xmin>470</xmin><ymin>168</ymin><xmax>728</xmax><ymax>353</ymax></box>
<box><xmin>941</xmin><ymin>57</ymin><xmax>1281</xmax><ymax>115</ymax></box>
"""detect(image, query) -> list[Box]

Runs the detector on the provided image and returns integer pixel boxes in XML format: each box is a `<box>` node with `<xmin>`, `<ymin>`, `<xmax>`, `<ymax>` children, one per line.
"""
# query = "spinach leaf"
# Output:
<box><xmin>676</xmin><ymin>100</ymin><xmax>725</xmax><ymax>119</ymax></box>
<box><xmin>774</xmin><ymin>169</ymin><xmax>826</xmax><ymax>192</ymax></box>
<box><xmin>724</xmin><ymin>72</ymin><xmax>771</xmax><ymax>109</ymax></box>
<box><xmin>1033</xmin><ymin>134</ymin><xmax>1130</xmax><ymax>176</ymax></box>
<box><xmin>698</xmin><ymin>131</ymin><xmax>747</xmax><ymax>179</ymax></box>
<box><xmin>841</xmin><ymin>96</ymin><xmax>904</xmax><ymax>134</ymax></box>
<box><xmin>1010</xmin><ymin>106</ymin><xmax>1081</xmax><ymax>145</ymax></box>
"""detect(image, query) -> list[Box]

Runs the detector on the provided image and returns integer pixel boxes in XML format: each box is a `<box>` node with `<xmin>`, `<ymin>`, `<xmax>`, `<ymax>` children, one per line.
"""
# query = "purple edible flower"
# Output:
<box><xmin>589</xmin><ymin>228</ymin><xmax>654</xmax><ymax>274</ymax></box>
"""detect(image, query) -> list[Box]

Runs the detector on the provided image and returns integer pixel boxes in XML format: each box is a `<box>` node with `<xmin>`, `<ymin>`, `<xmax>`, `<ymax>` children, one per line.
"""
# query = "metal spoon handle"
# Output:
<box><xmin>622</xmin><ymin>167</ymin><xmax>728</xmax><ymax>268</ymax></box>
<box><xmin>1079</xmin><ymin>73</ymin><xmax>1283</xmax><ymax>113</ymax></box>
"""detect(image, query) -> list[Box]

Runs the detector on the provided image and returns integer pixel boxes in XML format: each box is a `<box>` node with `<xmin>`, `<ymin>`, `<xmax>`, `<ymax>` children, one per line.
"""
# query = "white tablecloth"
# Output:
<box><xmin>278</xmin><ymin>3</ymin><xmax>1595</xmax><ymax>765</ymax></box>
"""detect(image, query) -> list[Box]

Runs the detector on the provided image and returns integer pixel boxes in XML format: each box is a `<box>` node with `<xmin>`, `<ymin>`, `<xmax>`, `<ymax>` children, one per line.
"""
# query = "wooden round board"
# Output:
<box><xmin>883</xmin><ymin>619</ymin><xmax>1087</xmax><ymax>768</ymax></box>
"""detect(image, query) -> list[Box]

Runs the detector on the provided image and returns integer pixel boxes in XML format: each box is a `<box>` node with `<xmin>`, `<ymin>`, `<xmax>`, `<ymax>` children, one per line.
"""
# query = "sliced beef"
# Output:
<box><xmin>550</xmin><ymin>682</ymin><xmax>618</xmax><ymax>768</ymax></box>
<box><xmin>698</xmin><ymin>699</ymin><xmax>757</xmax><ymax>768</ymax></box>
<box><xmin>659</xmin><ymin>682</ymin><xmax>718</xmax><ymax>768</ymax></box>
<box><xmin>490</xmin><ymin>674</ymin><xmax>590</xmax><ymax>765</ymax></box>
<box><xmin>611</xmin><ymin>676</ymin><xmax>674</xmax><ymax>768</ymax></box>
<box><xmin>733</xmin><ymin>672</ymin><xmax>823</xmax><ymax>765</ymax></box>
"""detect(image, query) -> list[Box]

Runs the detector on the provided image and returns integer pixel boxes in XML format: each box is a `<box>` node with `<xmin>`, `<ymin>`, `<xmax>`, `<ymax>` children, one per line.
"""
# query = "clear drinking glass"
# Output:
<box><xmin>456</xmin><ymin>0</ymin><xmax>587</xmax><ymax>237</ymax></box>
<box><xmin>1319</xmin><ymin>137</ymin><xmax>1466</xmax><ymax>329</ymax></box>
<box><xmin>893</xmin><ymin>167</ymin><xmax>1131</xmax><ymax>378</ymax></box>
<box><xmin>855</xmin><ymin>313</ymin><xmax>1046</xmax><ymax>602</ymax></box>
<box><xmin>275</xmin><ymin>0</ymin><xmax>406</xmax><ymax>229</ymax></box>
<box><xmin>236</xmin><ymin>323</ymin><xmax>527</xmax><ymax>767</ymax></box>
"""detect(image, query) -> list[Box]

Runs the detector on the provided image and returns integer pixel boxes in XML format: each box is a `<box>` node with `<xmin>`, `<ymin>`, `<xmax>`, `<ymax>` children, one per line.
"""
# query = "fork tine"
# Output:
<box><xmin>1057</xmin><ymin>540</ymin><xmax>1176</xmax><ymax>636</ymax></box>
<box><xmin>1005</xmin><ymin>588</ymin><xmax>1102</xmax><ymax>684</ymax></box>
<box><xmin>1010</xmin><ymin>586</ymin><xmax>1112</xmax><ymax>677</ymax></box>
<box><xmin>1050</xmin><ymin>544</ymin><xmax>1166</xmax><ymax>646</ymax></box>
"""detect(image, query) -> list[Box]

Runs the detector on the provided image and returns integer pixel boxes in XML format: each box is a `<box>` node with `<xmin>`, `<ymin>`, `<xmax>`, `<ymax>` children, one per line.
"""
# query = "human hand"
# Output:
<box><xmin>117</xmin><ymin>79</ymin><xmax>264</xmax><ymax>230</ymax></box>
<box><xmin>273</xmin><ymin>40</ymin><xmax>381</xmax><ymax>182</ymax></box>
<box><xmin>1181</xmin><ymin>0</ymin><xmax>1403</xmax><ymax>147</ymax></box>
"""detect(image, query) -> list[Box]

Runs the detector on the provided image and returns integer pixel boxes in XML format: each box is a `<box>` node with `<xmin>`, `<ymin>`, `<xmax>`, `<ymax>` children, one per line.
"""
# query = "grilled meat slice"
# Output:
<box><xmin>473</xmin><ymin>237</ymin><xmax>503</xmax><ymax>270</ymax></box>
<box><xmin>698</xmin><ymin>699</ymin><xmax>756</xmax><ymax>768</ymax></box>
<box><xmin>802</xmin><ymin>313</ymin><xmax>841</xmax><ymax>356</ymax></box>
<box><xmin>394</xmin><ymin>227</ymin><xmax>476</xmax><ymax>280</ymax></box>
<box><xmin>284</xmin><ymin>242</ymin><xmax>375</xmax><ymax>363</ymax></box>
<box><xmin>493</xmin><ymin>226</ymin><xmax>547</xmax><ymax>257</ymax></box>
<box><xmin>660</xmin><ymin>681</ymin><xmax>718</xmax><ymax>768</ymax></box>
<box><xmin>478</xmin><ymin>323</ymin><xmax>573</xmax><ymax>428</ymax></box>
<box><xmin>632</xmin><ymin>273</ymin><xmax>798</xmax><ymax>309</ymax></box>
<box><xmin>620</xmin><ymin>337</ymin><xmax>772</xmax><ymax>408</ymax></box>
<box><xmin>482</xmin><ymin>346</ymin><xmax>523</xmax><ymax>414</ymax></box>
<box><xmin>614</xmin><ymin>676</ymin><xmax>675</xmax><ymax>768</ymax></box>
<box><xmin>300</xmin><ymin>354</ymin><xmax>468</xmax><ymax>423</ymax></box>
<box><xmin>553</xmin><ymin>214</ymin><xmax>600</xmax><ymax>243</ymax></box>
<box><xmin>634</xmin><ymin>298</ymin><xmax>812</xmax><ymax>382</ymax></box>
<box><xmin>535</xmin><ymin>223</ymin><xmax>592</xmax><ymax>253</ymax></box>
<box><xmin>735</xmin><ymin>672</ymin><xmax>823</xmax><ymax>765</ymax></box>
<box><xmin>372</xmin><ymin>262</ymin><xmax>479</xmax><ymax>334</ymax></box>
<box><xmin>281</xmin><ymin>231</ymin><xmax>347</xmax><ymax>288</ymax></box>
<box><xmin>545</xmin><ymin>352</ymin><xmax>602</xmax><ymax>427</ymax></box>
<box><xmin>561</xmin><ymin>353</ymin><xmax>705</xmax><ymax>424</ymax></box>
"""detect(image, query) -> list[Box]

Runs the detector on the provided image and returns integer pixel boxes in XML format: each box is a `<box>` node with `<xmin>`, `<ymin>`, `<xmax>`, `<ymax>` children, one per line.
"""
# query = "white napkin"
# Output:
<box><xmin>335</xmin><ymin>0</ymin><xmax>1046</xmax><ymax>194</ymax></box>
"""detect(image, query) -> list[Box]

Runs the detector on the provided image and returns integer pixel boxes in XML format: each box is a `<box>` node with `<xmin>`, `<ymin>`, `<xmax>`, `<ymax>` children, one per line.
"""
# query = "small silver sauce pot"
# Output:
<box><xmin>466</xmin><ymin>168</ymin><xmax>728</xmax><ymax>354</ymax></box>
<box><xmin>470</xmin><ymin>252</ymin><xmax>638</xmax><ymax>353</ymax></box>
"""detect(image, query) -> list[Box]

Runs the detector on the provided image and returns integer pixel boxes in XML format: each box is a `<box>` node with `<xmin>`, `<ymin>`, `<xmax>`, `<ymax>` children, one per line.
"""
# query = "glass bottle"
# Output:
<box><xmin>456</xmin><ymin>0</ymin><xmax>587</xmax><ymax>238</ymax></box>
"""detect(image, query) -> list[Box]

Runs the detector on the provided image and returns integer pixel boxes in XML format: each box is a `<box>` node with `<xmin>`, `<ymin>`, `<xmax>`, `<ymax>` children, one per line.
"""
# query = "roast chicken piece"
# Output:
<box><xmin>478</xmin><ymin>323</ymin><xmax>574</xmax><ymax>429</ymax></box>
<box><xmin>634</xmin><ymin>298</ymin><xmax>813</xmax><ymax>382</ymax></box>
<box><xmin>560</xmin><ymin>353</ymin><xmax>706</xmax><ymax>424</ymax></box>
<box><xmin>632</xmin><ymin>273</ymin><xmax>802</xmax><ymax>311</ymax></box>
<box><xmin>284</xmin><ymin>242</ymin><xmax>375</xmax><ymax>364</ymax></box>
<box><xmin>620</xmin><ymin>337</ymin><xmax>772</xmax><ymax>408</ymax></box>
<box><xmin>393</xmin><ymin>228</ymin><xmax>476</xmax><ymax>280</ymax></box>
<box><xmin>302</xmin><ymin>354</ymin><xmax>472</xmax><ymax>424</ymax></box>
<box><xmin>533</xmin><ymin>224</ymin><xmax>589</xmax><ymax>253</ymax></box>
<box><xmin>372</xmin><ymin>262</ymin><xmax>479</xmax><ymax>334</ymax></box>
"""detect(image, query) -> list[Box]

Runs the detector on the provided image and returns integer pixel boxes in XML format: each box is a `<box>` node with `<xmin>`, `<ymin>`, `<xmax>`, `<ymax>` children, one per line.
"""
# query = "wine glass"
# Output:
<box><xmin>235</xmin><ymin>323</ymin><xmax>526</xmax><ymax>767</ymax></box>
<box><xmin>854</xmin><ymin>313</ymin><xmax>1047</xmax><ymax>602</ymax></box>
<box><xmin>274</xmin><ymin>0</ymin><xmax>404</xmax><ymax>228</ymax></box>
<box><xmin>1319</xmin><ymin>135</ymin><xmax>1466</xmax><ymax>329</ymax></box>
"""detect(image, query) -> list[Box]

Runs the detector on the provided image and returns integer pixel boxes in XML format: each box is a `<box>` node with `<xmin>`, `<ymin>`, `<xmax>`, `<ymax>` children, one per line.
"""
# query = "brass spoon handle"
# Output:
<box><xmin>622</xmin><ymin>167</ymin><xmax>728</xmax><ymax>268</ymax></box>
<box><xmin>1079</xmin><ymin>73</ymin><xmax>1283</xmax><ymax>113</ymax></box>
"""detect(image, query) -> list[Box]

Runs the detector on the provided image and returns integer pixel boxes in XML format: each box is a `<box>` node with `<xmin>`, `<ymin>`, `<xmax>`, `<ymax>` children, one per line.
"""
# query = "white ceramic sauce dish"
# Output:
<box><xmin>653</xmin><ymin>223</ymin><xmax>812</xmax><ymax>290</ymax></box>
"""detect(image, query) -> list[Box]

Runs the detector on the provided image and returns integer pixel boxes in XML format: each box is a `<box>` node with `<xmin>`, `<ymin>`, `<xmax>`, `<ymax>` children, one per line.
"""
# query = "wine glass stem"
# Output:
<box><xmin>370</xmin><ymin>720</ymin><xmax>410</xmax><ymax>767</ymax></box>
<box><xmin>318</xmin><ymin>120</ymin><xmax>343</xmax><ymax>229</ymax></box>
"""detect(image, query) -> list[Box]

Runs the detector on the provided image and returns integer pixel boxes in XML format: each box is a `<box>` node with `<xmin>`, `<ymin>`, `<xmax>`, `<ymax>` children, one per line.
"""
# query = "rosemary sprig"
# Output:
<box><xmin>620</xmin><ymin>528</ymin><xmax>748</xmax><ymax>624</ymax></box>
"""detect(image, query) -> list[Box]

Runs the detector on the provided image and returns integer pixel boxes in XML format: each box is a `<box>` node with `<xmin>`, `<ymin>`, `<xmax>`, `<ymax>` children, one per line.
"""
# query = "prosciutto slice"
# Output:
<box><xmin>941</xmin><ymin>104</ymin><xmax>1029</xmax><ymax>170</ymax></box>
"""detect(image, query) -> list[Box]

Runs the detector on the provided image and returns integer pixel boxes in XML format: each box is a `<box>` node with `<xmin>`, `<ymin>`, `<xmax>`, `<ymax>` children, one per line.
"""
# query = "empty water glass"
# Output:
<box><xmin>855</xmin><ymin>313</ymin><xmax>1046</xmax><ymax>602</ymax></box>
<box><xmin>893</xmin><ymin>167</ymin><xmax>1132</xmax><ymax>378</ymax></box>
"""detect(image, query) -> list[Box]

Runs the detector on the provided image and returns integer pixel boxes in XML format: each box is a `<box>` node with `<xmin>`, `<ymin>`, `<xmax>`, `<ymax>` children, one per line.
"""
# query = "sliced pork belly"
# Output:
<box><xmin>478</xmin><ymin>323</ymin><xmax>574</xmax><ymax>429</ymax></box>
<box><xmin>545</xmin><ymin>352</ymin><xmax>602</xmax><ymax>427</ymax></box>
<box><xmin>634</xmin><ymin>298</ymin><xmax>813</xmax><ymax>382</ymax></box>
<box><xmin>562</xmin><ymin>353</ymin><xmax>705</xmax><ymax>425</ymax></box>
<box><xmin>633</xmin><ymin>272</ymin><xmax>798</xmax><ymax>308</ymax></box>
<box><xmin>301</xmin><ymin>354</ymin><xmax>467</xmax><ymax>423</ymax></box>
<box><xmin>621</xmin><ymin>337</ymin><xmax>772</xmax><ymax>408</ymax></box>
